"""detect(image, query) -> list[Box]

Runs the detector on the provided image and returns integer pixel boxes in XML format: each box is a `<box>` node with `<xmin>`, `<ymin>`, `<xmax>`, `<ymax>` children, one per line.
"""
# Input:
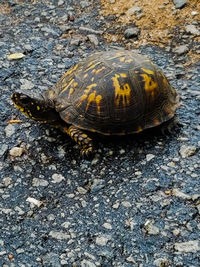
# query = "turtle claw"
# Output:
<box><xmin>80</xmin><ymin>145</ymin><xmax>93</xmax><ymax>158</ymax></box>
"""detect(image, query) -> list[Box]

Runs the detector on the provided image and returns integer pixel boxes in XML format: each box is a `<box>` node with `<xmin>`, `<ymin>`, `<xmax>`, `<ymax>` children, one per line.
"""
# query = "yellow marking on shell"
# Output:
<box><xmin>79</xmin><ymin>94</ymin><xmax>88</xmax><ymax>102</ymax></box>
<box><xmin>68</xmin><ymin>88</ymin><xmax>74</xmax><ymax>97</ymax></box>
<box><xmin>95</xmin><ymin>94</ymin><xmax>103</xmax><ymax>115</ymax></box>
<box><xmin>86</xmin><ymin>91</ymin><xmax>102</xmax><ymax>115</ymax></box>
<box><xmin>73</xmin><ymin>82</ymin><xmax>78</xmax><ymax>87</ymax></box>
<box><xmin>84</xmin><ymin>83</ymin><xmax>97</xmax><ymax>94</ymax></box>
<box><xmin>118</xmin><ymin>130</ymin><xmax>126</xmax><ymax>135</ymax></box>
<box><xmin>86</xmin><ymin>91</ymin><xmax>96</xmax><ymax>110</ymax></box>
<box><xmin>84</xmin><ymin>73</ymin><xmax>88</xmax><ymax>79</ymax></box>
<box><xmin>85</xmin><ymin>62</ymin><xmax>100</xmax><ymax>72</ymax></box>
<box><xmin>62</xmin><ymin>78</ymin><xmax>74</xmax><ymax>93</ymax></box>
<box><xmin>120</xmin><ymin>73</ymin><xmax>127</xmax><ymax>78</ymax></box>
<box><xmin>112</xmin><ymin>74</ymin><xmax>131</xmax><ymax>107</ymax></box>
<box><xmin>136</xmin><ymin>126</ymin><xmax>143</xmax><ymax>133</ymax></box>
<box><xmin>63</xmin><ymin>64</ymin><xmax>78</xmax><ymax>77</ymax></box>
<box><xmin>37</xmin><ymin>106</ymin><xmax>40</xmax><ymax>110</ymax></box>
<box><xmin>140</xmin><ymin>73</ymin><xmax>157</xmax><ymax>98</ymax></box>
<box><xmin>92</xmin><ymin>66</ymin><xmax>106</xmax><ymax>75</ymax></box>
<box><xmin>120</xmin><ymin>57</ymin><xmax>125</xmax><ymax>62</ymax></box>
<box><xmin>125</xmin><ymin>59</ymin><xmax>133</xmax><ymax>63</ymax></box>
<box><xmin>154</xmin><ymin>119</ymin><xmax>160</xmax><ymax>125</ymax></box>
<box><xmin>91</xmin><ymin>77</ymin><xmax>94</xmax><ymax>82</ymax></box>
<box><xmin>141</xmin><ymin>68</ymin><xmax>154</xmax><ymax>75</ymax></box>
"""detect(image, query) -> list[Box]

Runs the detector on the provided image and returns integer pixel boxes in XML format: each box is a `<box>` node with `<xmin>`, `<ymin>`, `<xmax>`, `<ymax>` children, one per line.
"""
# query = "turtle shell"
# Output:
<box><xmin>45</xmin><ymin>49</ymin><xmax>179</xmax><ymax>135</ymax></box>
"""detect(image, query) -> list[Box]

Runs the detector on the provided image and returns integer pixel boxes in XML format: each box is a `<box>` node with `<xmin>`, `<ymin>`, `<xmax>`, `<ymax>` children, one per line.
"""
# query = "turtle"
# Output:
<box><xmin>11</xmin><ymin>49</ymin><xmax>179</xmax><ymax>156</ymax></box>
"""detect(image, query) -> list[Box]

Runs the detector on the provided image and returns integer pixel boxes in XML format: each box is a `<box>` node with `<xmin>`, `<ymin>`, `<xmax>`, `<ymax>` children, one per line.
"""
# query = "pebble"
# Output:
<box><xmin>49</xmin><ymin>231</ymin><xmax>70</xmax><ymax>240</ymax></box>
<box><xmin>119</xmin><ymin>148</ymin><xmax>125</xmax><ymax>154</ymax></box>
<box><xmin>80</xmin><ymin>1</ymin><xmax>91</xmax><ymax>8</ymax></box>
<box><xmin>121</xmin><ymin>201</ymin><xmax>132</xmax><ymax>208</ymax></box>
<box><xmin>96</xmin><ymin>235</ymin><xmax>111</xmax><ymax>246</ymax></box>
<box><xmin>179</xmin><ymin>145</ymin><xmax>196</xmax><ymax>158</ymax></box>
<box><xmin>172</xmin><ymin>188</ymin><xmax>191</xmax><ymax>200</ymax></box>
<box><xmin>191</xmin><ymin>11</ymin><xmax>199</xmax><ymax>16</ymax></box>
<box><xmin>26</xmin><ymin>197</ymin><xmax>43</xmax><ymax>207</ymax></box>
<box><xmin>144</xmin><ymin>221</ymin><xmax>160</xmax><ymax>235</ymax></box>
<box><xmin>146</xmin><ymin>154</ymin><xmax>155</xmax><ymax>162</ymax></box>
<box><xmin>154</xmin><ymin>258</ymin><xmax>170</xmax><ymax>266</ymax></box>
<box><xmin>102</xmin><ymin>222</ymin><xmax>112</xmax><ymax>230</ymax></box>
<box><xmin>9</xmin><ymin>147</ymin><xmax>24</xmax><ymax>157</ymax></box>
<box><xmin>173</xmin><ymin>0</ymin><xmax>187</xmax><ymax>9</ymax></box>
<box><xmin>126</xmin><ymin>256</ymin><xmax>136</xmax><ymax>263</ymax></box>
<box><xmin>5</xmin><ymin>124</ymin><xmax>16</xmax><ymax>138</ymax></box>
<box><xmin>126</xmin><ymin>6</ymin><xmax>143</xmax><ymax>16</ymax></box>
<box><xmin>90</xmin><ymin>179</ymin><xmax>105</xmax><ymax>192</ymax></box>
<box><xmin>173</xmin><ymin>44</ymin><xmax>189</xmax><ymax>55</ymax></box>
<box><xmin>0</xmin><ymin>144</ymin><xmax>8</xmax><ymax>157</ymax></box>
<box><xmin>124</xmin><ymin>27</ymin><xmax>140</xmax><ymax>39</ymax></box>
<box><xmin>42</xmin><ymin>253</ymin><xmax>60</xmax><ymax>267</ymax></box>
<box><xmin>87</xmin><ymin>34</ymin><xmax>99</xmax><ymax>46</ymax></box>
<box><xmin>81</xmin><ymin>260</ymin><xmax>96</xmax><ymax>267</ymax></box>
<box><xmin>2</xmin><ymin>177</ymin><xmax>12</xmax><ymax>187</ymax></box>
<box><xmin>174</xmin><ymin>240</ymin><xmax>200</xmax><ymax>252</ymax></box>
<box><xmin>185</xmin><ymin>24</ymin><xmax>200</xmax><ymax>36</ymax></box>
<box><xmin>52</xmin><ymin>173</ymin><xmax>65</xmax><ymax>183</ymax></box>
<box><xmin>32</xmin><ymin>178</ymin><xmax>49</xmax><ymax>187</ymax></box>
<box><xmin>20</xmin><ymin>79</ymin><xmax>35</xmax><ymax>90</ymax></box>
<box><xmin>77</xmin><ymin>186</ymin><xmax>87</xmax><ymax>194</ymax></box>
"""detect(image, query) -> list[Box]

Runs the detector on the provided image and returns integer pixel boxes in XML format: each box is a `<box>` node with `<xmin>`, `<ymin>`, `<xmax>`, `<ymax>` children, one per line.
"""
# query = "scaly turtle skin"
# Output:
<box><xmin>11</xmin><ymin>49</ymin><xmax>179</xmax><ymax>156</ymax></box>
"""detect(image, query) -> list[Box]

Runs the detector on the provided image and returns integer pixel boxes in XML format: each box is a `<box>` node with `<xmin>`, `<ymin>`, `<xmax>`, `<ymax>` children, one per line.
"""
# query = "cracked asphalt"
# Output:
<box><xmin>0</xmin><ymin>1</ymin><xmax>200</xmax><ymax>266</ymax></box>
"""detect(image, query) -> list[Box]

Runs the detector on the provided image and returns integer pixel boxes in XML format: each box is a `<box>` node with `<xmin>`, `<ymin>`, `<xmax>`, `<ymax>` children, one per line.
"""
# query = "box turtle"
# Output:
<box><xmin>11</xmin><ymin>49</ymin><xmax>179</xmax><ymax>156</ymax></box>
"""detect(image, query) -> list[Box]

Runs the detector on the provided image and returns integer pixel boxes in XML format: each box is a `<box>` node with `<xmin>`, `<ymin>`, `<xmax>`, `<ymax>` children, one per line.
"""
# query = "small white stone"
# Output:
<box><xmin>9</xmin><ymin>147</ymin><xmax>24</xmax><ymax>157</ymax></box>
<box><xmin>32</xmin><ymin>178</ymin><xmax>49</xmax><ymax>187</ymax></box>
<box><xmin>77</xmin><ymin>186</ymin><xmax>87</xmax><ymax>194</ymax></box>
<box><xmin>88</xmin><ymin>34</ymin><xmax>99</xmax><ymax>46</ymax></box>
<box><xmin>146</xmin><ymin>154</ymin><xmax>155</xmax><ymax>162</ymax></box>
<box><xmin>191</xmin><ymin>11</ymin><xmax>199</xmax><ymax>16</ymax></box>
<box><xmin>154</xmin><ymin>258</ymin><xmax>170</xmax><ymax>266</ymax></box>
<box><xmin>102</xmin><ymin>222</ymin><xmax>112</xmax><ymax>230</ymax></box>
<box><xmin>112</xmin><ymin>202</ymin><xmax>119</xmax><ymax>209</ymax></box>
<box><xmin>119</xmin><ymin>148</ymin><xmax>126</xmax><ymax>154</ymax></box>
<box><xmin>172</xmin><ymin>188</ymin><xmax>191</xmax><ymax>200</ymax></box>
<box><xmin>81</xmin><ymin>259</ymin><xmax>96</xmax><ymax>267</ymax></box>
<box><xmin>62</xmin><ymin>221</ymin><xmax>71</xmax><ymax>229</ymax></box>
<box><xmin>121</xmin><ymin>201</ymin><xmax>132</xmax><ymax>208</ymax></box>
<box><xmin>2</xmin><ymin>177</ymin><xmax>12</xmax><ymax>187</ymax></box>
<box><xmin>52</xmin><ymin>173</ymin><xmax>65</xmax><ymax>183</ymax></box>
<box><xmin>47</xmin><ymin>214</ymin><xmax>55</xmax><ymax>221</ymax></box>
<box><xmin>179</xmin><ymin>145</ymin><xmax>196</xmax><ymax>158</ymax></box>
<box><xmin>126</xmin><ymin>256</ymin><xmax>136</xmax><ymax>263</ymax></box>
<box><xmin>5</xmin><ymin>124</ymin><xmax>16</xmax><ymax>137</ymax></box>
<box><xmin>26</xmin><ymin>197</ymin><xmax>43</xmax><ymax>207</ymax></box>
<box><xmin>96</xmin><ymin>235</ymin><xmax>111</xmax><ymax>246</ymax></box>
<box><xmin>49</xmin><ymin>231</ymin><xmax>70</xmax><ymax>240</ymax></box>
<box><xmin>20</xmin><ymin>79</ymin><xmax>35</xmax><ymax>90</ymax></box>
<box><xmin>172</xmin><ymin>229</ymin><xmax>180</xmax><ymax>236</ymax></box>
<box><xmin>144</xmin><ymin>221</ymin><xmax>160</xmax><ymax>235</ymax></box>
<box><xmin>174</xmin><ymin>240</ymin><xmax>200</xmax><ymax>252</ymax></box>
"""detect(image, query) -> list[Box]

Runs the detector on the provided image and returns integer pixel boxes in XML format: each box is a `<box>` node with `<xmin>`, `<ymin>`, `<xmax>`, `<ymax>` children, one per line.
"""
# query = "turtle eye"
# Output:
<box><xmin>19</xmin><ymin>95</ymin><xmax>32</xmax><ymax>105</ymax></box>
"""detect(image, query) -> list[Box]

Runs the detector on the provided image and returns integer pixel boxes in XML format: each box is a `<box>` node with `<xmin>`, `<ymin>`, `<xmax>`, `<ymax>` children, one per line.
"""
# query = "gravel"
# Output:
<box><xmin>0</xmin><ymin>0</ymin><xmax>200</xmax><ymax>266</ymax></box>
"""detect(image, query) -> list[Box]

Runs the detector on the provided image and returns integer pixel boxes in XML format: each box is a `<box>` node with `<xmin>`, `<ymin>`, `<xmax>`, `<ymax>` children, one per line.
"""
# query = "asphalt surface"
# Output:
<box><xmin>0</xmin><ymin>1</ymin><xmax>200</xmax><ymax>266</ymax></box>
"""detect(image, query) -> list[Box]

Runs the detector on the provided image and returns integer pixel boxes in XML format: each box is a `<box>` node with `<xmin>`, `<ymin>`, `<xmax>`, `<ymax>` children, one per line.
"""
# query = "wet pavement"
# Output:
<box><xmin>0</xmin><ymin>1</ymin><xmax>200</xmax><ymax>266</ymax></box>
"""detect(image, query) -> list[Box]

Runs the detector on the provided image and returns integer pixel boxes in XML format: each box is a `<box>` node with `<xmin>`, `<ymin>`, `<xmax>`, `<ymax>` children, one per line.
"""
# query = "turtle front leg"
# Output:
<box><xmin>62</xmin><ymin>125</ymin><xmax>93</xmax><ymax>156</ymax></box>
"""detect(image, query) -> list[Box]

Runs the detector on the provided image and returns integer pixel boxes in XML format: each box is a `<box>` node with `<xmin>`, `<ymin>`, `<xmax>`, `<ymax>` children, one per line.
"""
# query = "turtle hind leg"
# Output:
<box><xmin>64</xmin><ymin>125</ymin><xmax>94</xmax><ymax>157</ymax></box>
<box><xmin>161</xmin><ymin>115</ymin><xmax>182</xmax><ymax>135</ymax></box>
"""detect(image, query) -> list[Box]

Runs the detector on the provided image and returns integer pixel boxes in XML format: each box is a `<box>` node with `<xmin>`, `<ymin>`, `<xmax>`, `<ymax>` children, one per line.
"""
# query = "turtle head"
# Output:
<box><xmin>11</xmin><ymin>92</ymin><xmax>60</xmax><ymax>123</ymax></box>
